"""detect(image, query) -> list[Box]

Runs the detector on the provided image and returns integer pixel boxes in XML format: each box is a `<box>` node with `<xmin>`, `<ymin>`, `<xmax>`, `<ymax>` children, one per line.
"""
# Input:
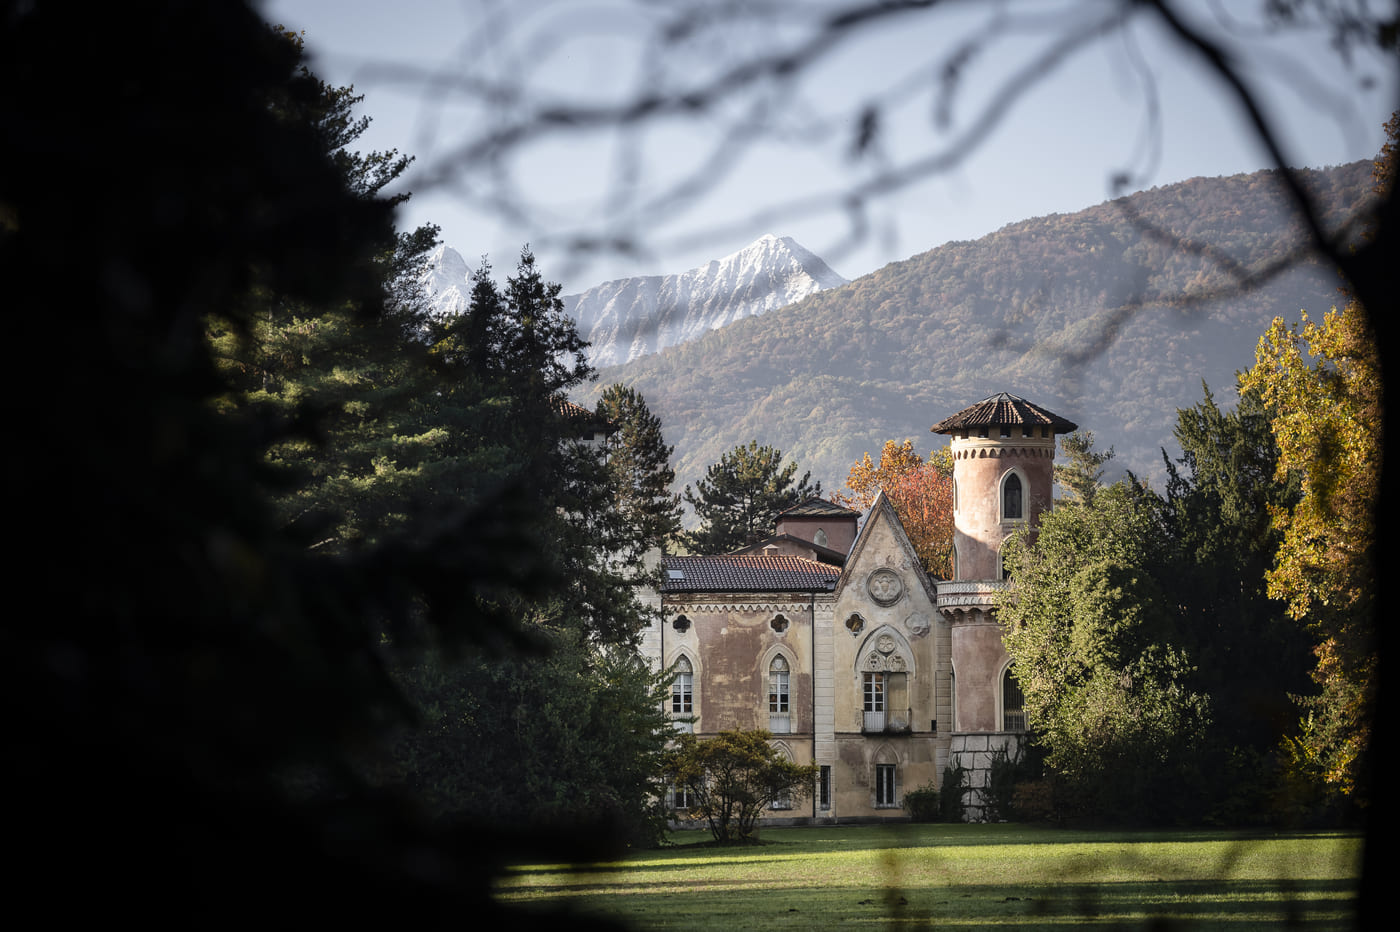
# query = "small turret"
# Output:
<box><xmin>932</xmin><ymin>392</ymin><xmax>1077</xmax><ymax>582</ymax></box>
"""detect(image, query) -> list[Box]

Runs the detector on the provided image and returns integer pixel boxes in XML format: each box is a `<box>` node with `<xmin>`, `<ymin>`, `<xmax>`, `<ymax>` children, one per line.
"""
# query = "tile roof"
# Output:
<box><xmin>730</xmin><ymin>534</ymin><xmax>848</xmax><ymax>566</ymax></box>
<box><xmin>931</xmin><ymin>392</ymin><xmax>1078</xmax><ymax>434</ymax></box>
<box><xmin>777</xmin><ymin>497</ymin><xmax>860</xmax><ymax>518</ymax></box>
<box><xmin>553</xmin><ymin>396</ymin><xmax>614</xmax><ymax>433</ymax></box>
<box><xmin>661</xmin><ymin>554</ymin><xmax>840</xmax><ymax>593</ymax></box>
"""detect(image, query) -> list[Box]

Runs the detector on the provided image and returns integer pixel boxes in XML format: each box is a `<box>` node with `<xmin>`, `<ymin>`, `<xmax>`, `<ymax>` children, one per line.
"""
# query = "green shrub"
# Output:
<box><xmin>939</xmin><ymin>765</ymin><xmax>968</xmax><ymax>822</ymax></box>
<box><xmin>1011</xmin><ymin>779</ymin><xmax>1056</xmax><ymax>821</ymax></box>
<box><xmin>903</xmin><ymin>781</ymin><xmax>940</xmax><ymax>822</ymax></box>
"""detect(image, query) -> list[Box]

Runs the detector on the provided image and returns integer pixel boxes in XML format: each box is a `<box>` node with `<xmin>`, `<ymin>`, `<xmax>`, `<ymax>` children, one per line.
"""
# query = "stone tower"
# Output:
<box><xmin>930</xmin><ymin>392</ymin><xmax>1077</xmax><ymax>818</ymax></box>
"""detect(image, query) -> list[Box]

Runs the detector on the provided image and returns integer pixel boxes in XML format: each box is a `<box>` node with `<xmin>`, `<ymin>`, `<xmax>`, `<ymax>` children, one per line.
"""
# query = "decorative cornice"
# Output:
<box><xmin>940</xmin><ymin>605</ymin><xmax>1002</xmax><ymax>623</ymax></box>
<box><xmin>950</xmin><ymin>444</ymin><xmax>1053</xmax><ymax>460</ymax></box>
<box><xmin>668</xmin><ymin>601</ymin><xmax>819</xmax><ymax>615</ymax></box>
<box><xmin>935</xmin><ymin>579</ymin><xmax>1004</xmax><ymax>612</ymax></box>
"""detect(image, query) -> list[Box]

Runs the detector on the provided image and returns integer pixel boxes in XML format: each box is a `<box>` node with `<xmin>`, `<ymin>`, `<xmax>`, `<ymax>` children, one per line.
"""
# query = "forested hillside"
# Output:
<box><xmin>576</xmin><ymin>163</ymin><xmax>1373</xmax><ymax>493</ymax></box>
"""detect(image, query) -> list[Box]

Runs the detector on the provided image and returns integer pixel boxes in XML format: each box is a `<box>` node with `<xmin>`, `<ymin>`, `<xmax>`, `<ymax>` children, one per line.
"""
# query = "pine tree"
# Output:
<box><xmin>1163</xmin><ymin>385</ymin><xmax>1312</xmax><ymax>773</ymax></box>
<box><xmin>597</xmin><ymin>384</ymin><xmax>682</xmax><ymax>558</ymax></box>
<box><xmin>206</xmin><ymin>30</ymin><xmax>443</xmax><ymax>552</ymax></box>
<box><xmin>683</xmin><ymin>441</ymin><xmax>821</xmax><ymax>553</ymax></box>
<box><xmin>1054</xmin><ymin>431</ymin><xmax>1114</xmax><ymax>505</ymax></box>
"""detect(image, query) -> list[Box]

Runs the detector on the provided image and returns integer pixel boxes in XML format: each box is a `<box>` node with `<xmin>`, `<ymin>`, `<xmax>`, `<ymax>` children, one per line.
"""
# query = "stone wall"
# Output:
<box><xmin>949</xmin><ymin>732</ymin><xmax>1026</xmax><ymax>822</ymax></box>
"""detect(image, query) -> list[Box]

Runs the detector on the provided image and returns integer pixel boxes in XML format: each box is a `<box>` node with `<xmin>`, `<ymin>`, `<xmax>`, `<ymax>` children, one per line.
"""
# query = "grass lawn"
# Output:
<box><xmin>495</xmin><ymin>823</ymin><xmax>1361</xmax><ymax>929</ymax></box>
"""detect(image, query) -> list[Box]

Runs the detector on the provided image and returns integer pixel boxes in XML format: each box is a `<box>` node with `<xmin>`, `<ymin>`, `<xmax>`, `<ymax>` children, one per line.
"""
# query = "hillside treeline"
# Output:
<box><xmin>580</xmin><ymin>163</ymin><xmax>1373</xmax><ymax>493</ymax></box>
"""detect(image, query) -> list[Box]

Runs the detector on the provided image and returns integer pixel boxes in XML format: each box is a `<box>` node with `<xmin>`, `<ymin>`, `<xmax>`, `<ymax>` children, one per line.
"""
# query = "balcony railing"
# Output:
<box><xmin>861</xmin><ymin>709</ymin><xmax>913</xmax><ymax>734</ymax></box>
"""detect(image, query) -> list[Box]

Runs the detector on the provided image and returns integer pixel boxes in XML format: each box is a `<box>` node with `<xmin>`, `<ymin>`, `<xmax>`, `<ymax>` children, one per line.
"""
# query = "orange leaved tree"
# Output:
<box><xmin>834</xmin><ymin>440</ymin><xmax>954</xmax><ymax>578</ymax></box>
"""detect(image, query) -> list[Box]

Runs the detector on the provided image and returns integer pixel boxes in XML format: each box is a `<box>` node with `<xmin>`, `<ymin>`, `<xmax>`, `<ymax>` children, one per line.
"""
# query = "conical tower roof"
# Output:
<box><xmin>931</xmin><ymin>392</ymin><xmax>1077</xmax><ymax>434</ymax></box>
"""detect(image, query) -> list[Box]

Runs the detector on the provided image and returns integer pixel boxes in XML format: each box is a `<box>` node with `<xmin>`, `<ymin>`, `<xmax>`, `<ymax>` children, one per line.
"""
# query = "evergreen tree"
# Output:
<box><xmin>999</xmin><ymin>481</ymin><xmax>1212</xmax><ymax>822</ymax></box>
<box><xmin>387</xmin><ymin>627</ymin><xmax>673</xmax><ymax>845</ymax></box>
<box><xmin>1164</xmin><ymin>384</ymin><xmax>1310</xmax><ymax>746</ymax></box>
<box><xmin>597</xmin><ymin>384</ymin><xmax>682</xmax><ymax>558</ymax></box>
<box><xmin>1054</xmin><ymin>431</ymin><xmax>1114</xmax><ymax>505</ymax></box>
<box><xmin>1002</xmin><ymin>385</ymin><xmax>1322</xmax><ymax>823</ymax></box>
<box><xmin>207</xmin><ymin>30</ymin><xmax>444</xmax><ymax>552</ymax></box>
<box><xmin>682</xmin><ymin>441</ymin><xmax>821</xmax><ymax>553</ymax></box>
<box><xmin>8</xmin><ymin>6</ymin><xmax>599</xmax><ymax>918</ymax></box>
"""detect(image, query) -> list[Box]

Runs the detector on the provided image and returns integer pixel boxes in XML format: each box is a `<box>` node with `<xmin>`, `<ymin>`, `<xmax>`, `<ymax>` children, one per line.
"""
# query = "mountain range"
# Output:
<box><xmin>560</xmin><ymin>234</ymin><xmax>848</xmax><ymax>367</ymax></box>
<box><xmin>563</xmin><ymin>162</ymin><xmax>1374</xmax><ymax>497</ymax></box>
<box><xmin>422</xmin><ymin>233</ymin><xmax>848</xmax><ymax>367</ymax></box>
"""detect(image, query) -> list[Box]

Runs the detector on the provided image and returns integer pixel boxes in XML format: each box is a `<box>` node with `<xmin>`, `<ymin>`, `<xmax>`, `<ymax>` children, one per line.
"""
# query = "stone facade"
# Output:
<box><xmin>648</xmin><ymin>392</ymin><xmax>1075</xmax><ymax>822</ymax></box>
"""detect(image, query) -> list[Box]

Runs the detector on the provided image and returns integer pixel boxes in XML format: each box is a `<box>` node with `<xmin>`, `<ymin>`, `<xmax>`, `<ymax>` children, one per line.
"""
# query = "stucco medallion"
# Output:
<box><xmin>867</xmin><ymin>568</ymin><xmax>904</xmax><ymax>606</ymax></box>
<box><xmin>904</xmin><ymin>612</ymin><xmax>930</xmax><ymax>636</ymax></box>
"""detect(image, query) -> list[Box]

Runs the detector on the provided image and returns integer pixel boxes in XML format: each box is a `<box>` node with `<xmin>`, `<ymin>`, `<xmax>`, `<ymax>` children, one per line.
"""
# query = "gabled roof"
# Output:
<box><xmin>777</xmin><ymin>497</ymin><xmax>859</xmax><ymax>519</ymax></box>
<box><xmin>931</xmin><ymin>392</ymin><xmax>1077</xmax><ymax>434</ymax></box>
<box><xmin>661</xmin><ymin>554</ymin><xmax>839</xmax><ymax>593</ymax></box>
<box><xmin>835</xmin><ymin>491</ymin><xmax>938</xmax><ymax>602</ymax></box>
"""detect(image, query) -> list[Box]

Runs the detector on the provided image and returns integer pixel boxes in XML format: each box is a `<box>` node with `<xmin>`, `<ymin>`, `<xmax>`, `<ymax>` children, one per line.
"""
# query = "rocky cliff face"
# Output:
<box><xmin>563</xmin><ymin>235</ymin><xmax>847</xmax><ymax>367</ymax></box>
<box><xmin>420</xmin><ymin>244</ymin><xmax>474</xmax><ymax>320</ymax></box>
<box><xmin>420</xmin><ymin>235</ymin><xmax>846</xmax><ymax>366</ymax></box>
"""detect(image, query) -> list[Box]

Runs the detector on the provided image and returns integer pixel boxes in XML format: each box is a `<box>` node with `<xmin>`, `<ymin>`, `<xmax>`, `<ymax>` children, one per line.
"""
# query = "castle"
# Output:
<box><xmin>641</xmin><ymin>392</ymin><xmax>1076</xmax><ymax>821</ymax></box>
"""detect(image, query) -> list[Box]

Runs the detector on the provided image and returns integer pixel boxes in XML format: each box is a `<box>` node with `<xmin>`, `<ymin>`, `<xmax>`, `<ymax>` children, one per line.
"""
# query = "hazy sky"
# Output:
<box><xmin>262</xmin><ymin>0</ymin><xmax>1397</xmax><ymax>294</ymax></box>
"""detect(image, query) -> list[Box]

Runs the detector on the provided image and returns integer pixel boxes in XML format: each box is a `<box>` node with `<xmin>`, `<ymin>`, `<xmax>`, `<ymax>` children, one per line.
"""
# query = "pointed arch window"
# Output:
<box><xmin>768</xmin><ymin>655</ymin><xmax>791</xmax><ymax>733</ymax></box>
<box><xmin>858</xmin><ymin>631</ymin><xmax>912</xmax><ymax>733</ymax></box>
<box><xmin>875</xmin><ymin>763</ymin><xmax>898</xmax><ymax>807</ymax></box>
<box><xmin>771</xmin><ymin>744</ymin><xmax>795</xmax><ymax>809</ymax></box>
<box><xmin>1002</xmin><ymin>472</ymin><xmax>1023</xmax><ymax>521</ymax></box>
<box><xmin>672</xmin><ymin>656</ymin><xmax>694</xmax><ymax>732</ymax></box>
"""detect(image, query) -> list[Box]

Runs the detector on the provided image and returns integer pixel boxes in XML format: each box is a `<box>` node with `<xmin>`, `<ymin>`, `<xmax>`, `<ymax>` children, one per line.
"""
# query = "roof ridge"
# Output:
<box><xmin>931</xmin><ymin>392</ymin><xmax>1077</xmax><ymax>434</ymax></box>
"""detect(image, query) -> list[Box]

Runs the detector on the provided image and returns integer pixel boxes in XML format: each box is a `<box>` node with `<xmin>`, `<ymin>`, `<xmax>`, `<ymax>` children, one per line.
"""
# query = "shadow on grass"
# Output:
<box><xmin>504</xmin><ymin>877</ymin><xmax>1357</xmax><ymax>930</ymax></box>
<box><xmin>498</xmin><ymin>825</ymin><xmax>1360</xmax><ymax>929</ymax></box>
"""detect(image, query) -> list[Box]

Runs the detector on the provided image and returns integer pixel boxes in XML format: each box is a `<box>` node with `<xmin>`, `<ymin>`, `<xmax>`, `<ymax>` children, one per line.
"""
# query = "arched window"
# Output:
<box><xmin>813</xmin><ymin>528</ymin><xmax>828</xmax><ymax>548</ymax></box>
<box><xmin>1002</xmin><ymin>667</ymin><xmax>1025</xmax><ymax>732</ymax></box>
<box><xmin>672</xmin><ymin>656</ymin><xmax>694</xmax><ymax>732</ymax></box>
<box><xmin>857</xmin><ymin>629</ymin><xmax>913</xmax><ymax>734</ymax></box>
<box><xmin>768</xmin><ymin>655</ymin><xmax>791</xmax><ymax>734</ymax></box>
<box><xmin>1002</xmin><ymin>471</ymin><xmax>1024</xmax><ymax>521</ymax></box>
<box><xmin>873</xmin><ymin>746</ymin><xmax>900</xmax><ymax>808</ymax></box>
<box><xmin>875</xmin><ymin>763</ymin><xmax>898</xmax><ymax>807</ymax></box>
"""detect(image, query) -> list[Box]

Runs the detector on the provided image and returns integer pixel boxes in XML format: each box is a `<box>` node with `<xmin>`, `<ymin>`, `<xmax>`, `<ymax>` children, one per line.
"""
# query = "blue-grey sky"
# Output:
<box><xmin>262</xmin><ymin>0</ymin><xmax>1397</xmax><ymax>294</ymax></box>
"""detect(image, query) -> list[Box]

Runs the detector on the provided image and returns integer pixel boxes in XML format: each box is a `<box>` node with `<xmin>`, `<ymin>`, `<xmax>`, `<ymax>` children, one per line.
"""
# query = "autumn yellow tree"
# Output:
<box><xmin>1241</xmin><ymin>306</ymin><xmax>1378</xmax><ymax>800</ymax></box>
<box><xmin>834</xmin><ymin>440</ymin><xmax>954</xmax><ymax>577</ymax></box>
<box><xmin>1237</xmin><ymin>113</ymin><xmax>1392</xmax><ymax>802</ymax></box>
